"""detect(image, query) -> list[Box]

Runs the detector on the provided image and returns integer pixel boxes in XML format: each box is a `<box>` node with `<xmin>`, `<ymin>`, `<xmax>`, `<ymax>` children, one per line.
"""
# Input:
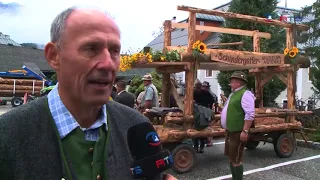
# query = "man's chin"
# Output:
<box><xmin>85</xmin><ymin>96</ymin><xmax>111</xmax><ymax>106</ymax></box>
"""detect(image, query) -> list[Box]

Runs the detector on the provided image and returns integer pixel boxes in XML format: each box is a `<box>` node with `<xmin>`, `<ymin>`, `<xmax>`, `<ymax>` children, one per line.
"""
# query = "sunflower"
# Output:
<box><xmin>198</xmin><ymin>42</ymin><xmax>207</xmax><ymax>53</ymax></box>
<box><xmin>292</xmin><ymin>46</ymin><xmax>299</xmax><ymax>53</ymax></box>
<box><xmin>284</xmin><ymin>48</ymin><xmax>289</xmax><ymax>55</ymax></box>
<box><xmin>289</xmin><ymin>50</ymin><xmax>297</xmax><ymax>58</ymax></box>
<box><xmin>192</xmin><ymin>40</ymin><xmax>201</xmax><ymax>49</ymax></box>
<box><xmin>160</xmin><ymin>56</ymin><xmax>166</xmax><ymax>61</ymax></box>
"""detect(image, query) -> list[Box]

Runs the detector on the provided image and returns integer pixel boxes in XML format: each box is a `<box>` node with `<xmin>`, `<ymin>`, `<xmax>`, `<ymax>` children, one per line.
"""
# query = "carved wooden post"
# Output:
<box><xmin>161</xmin><ymin>20</ymin><xmax>172</xmax><ymax>107</ymax></box>
<box><xmin>253</xmin><ymin>30</ymin><xmax>263</xmax><ymax>107</ymax></box>
<box><xmin>286</xmin><ymin>27</ymin><xmax>295</xmax><ymax>123</ymax></box>
<box><xmin>183</xmin><ymin>12</ymin><xmax>196</xmax><ymax>129</ymax></box>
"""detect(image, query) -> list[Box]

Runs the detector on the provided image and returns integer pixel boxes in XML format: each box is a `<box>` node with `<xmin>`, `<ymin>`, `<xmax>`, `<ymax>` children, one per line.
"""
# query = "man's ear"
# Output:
<box><xmin>44</xmin><ymin>42</ymin><xmax>60</xmax><ymax>70</ymax></box>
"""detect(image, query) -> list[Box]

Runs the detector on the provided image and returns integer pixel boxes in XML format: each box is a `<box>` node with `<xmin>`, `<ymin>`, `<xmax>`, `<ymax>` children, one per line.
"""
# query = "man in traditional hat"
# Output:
<box><xmin>140</xmin><ymin>73</ymin><xmax>159</xmax><ymax>110</ymax></box>
<box><xmin>221</xmin><ymin>71</ymin><xmax>255</xmax><ymax>180</ymax></box>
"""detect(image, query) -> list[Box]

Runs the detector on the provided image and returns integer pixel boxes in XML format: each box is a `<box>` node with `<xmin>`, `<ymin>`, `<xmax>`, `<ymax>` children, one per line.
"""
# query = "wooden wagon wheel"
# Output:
<box><xmin>171</xmin><ymin>144</ymin><xmax>197</xmax><ymax>174</ymax></box>
<box><xmin>274</xmin><ymin>133</ymin><xmax>296</xmax><ymax>158</ymax></box>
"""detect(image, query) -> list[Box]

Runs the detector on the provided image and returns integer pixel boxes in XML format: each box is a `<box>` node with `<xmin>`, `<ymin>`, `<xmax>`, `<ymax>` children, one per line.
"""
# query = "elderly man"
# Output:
<box><xmin>140</xmin><ymin>73</ymin><xmax>159</xmax><ymax>110</ymax></box>
<box><xmin>0</xmin><ymin>7</ymin><xmax>176</xmax><ymax>180</ymax></box>
<box><xmin>221</xmin><ymin>71</ymin><xmax>255</xmax><ymax>180</ymax></box>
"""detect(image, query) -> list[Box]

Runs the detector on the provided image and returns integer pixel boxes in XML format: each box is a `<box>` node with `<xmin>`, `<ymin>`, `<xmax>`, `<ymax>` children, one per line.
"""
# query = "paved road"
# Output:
<box><xmin>168</xmin><ymin>139</ymin><xmax>320</xmax><ymax>180</ymax></box>
<box><xmin>1</xmin><ymin>105</ymin><xmax>320</xmax><ymax>179</ymax></box>
<box><xmin>0</xmin><ymin>103</ymin><xmax>13</xmax><ymax>115</ymax></box>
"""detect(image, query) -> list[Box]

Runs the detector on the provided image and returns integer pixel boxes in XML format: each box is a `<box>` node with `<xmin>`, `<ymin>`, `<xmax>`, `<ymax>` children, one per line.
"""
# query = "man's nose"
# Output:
<box><xmin>96</xmin><ymin>49</ymin><xmax>115</xmax><ymax>69</ymax></box>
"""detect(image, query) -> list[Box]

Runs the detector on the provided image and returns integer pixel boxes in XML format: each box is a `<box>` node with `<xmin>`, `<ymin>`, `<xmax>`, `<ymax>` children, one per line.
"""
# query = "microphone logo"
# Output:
<box><xmin>146</xmin><ymin>132</ymin><xmax>161</xmax><ymax>146</ymax></box>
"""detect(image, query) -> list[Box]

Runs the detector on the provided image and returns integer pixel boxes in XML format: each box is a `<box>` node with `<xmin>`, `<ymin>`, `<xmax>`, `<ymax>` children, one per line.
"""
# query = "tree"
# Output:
<box><xmin>216</xmin><ymin>0</ymin><xmax>287</xmax><ymax>106</ymax></box>
<box><xmin>299</xmin><ymin>1</ymin><xmax>320</xmax><ymax>96</ymax></box>
<box><xmin>128</xmin><ymin>71</ymin><xmax>162</xmax><ymax>96</ymax></box>
<box><xmin>152</xmin><ymin>26</ymin><xmax>164</xmax><ymax>38</ymax></box>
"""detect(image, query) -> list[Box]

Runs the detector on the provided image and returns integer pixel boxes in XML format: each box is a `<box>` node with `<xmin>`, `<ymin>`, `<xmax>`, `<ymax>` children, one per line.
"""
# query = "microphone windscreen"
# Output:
<box><xmin>127</xmin><ymin>122</ymin><xmax>162</xmax><ymax>160</ymax></box>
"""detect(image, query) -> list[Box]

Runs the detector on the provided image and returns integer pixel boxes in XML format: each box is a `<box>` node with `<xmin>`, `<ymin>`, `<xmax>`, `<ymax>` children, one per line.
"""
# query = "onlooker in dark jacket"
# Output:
<box><xmin>114</xmin><ymin>80</ymin><xmax>135</xmax><ymax>108</ymax></box>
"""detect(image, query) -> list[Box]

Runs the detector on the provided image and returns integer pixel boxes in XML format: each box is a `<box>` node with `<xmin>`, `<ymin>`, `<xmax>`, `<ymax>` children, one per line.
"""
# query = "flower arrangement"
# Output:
<box><xmin>192</xmin><ymin>40</ymin><xmax>207</xmax><ymax>57</ymax></box>
<box><xmin>283</xmin><ymin>46</ymin><xmax>299</xmax><ymax>64</ymax></box>
<box><xmin>119</xmin><ymin>48</ymin><xmax>184</xmax><ymax>72</ymax></box>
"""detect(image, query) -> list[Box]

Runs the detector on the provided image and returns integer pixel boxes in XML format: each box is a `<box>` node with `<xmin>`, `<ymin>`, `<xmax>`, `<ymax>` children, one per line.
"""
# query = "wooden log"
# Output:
<box><xmin>161</xmin><ymin>20</ymin><xmax>172</xmax><ymax>107</ymax></box>
<box><xmin>0</xmin><ymin>84</ymin><xmax>43</xmax><ymax>91</ymax></box>
<box><xmin>249</xmin><ymin>65</ymin><xmax>294</xmax><ymax>73</ymax></box>
<box><xmin>177</xmin><ymin>5</ymin><xmax>309</xmax><ymax>31</ymax></box>
<box><xmin>172</xmin><ymin>23</ymin><xmax>271</xmax><ymax>39</ymax></box>
<box><xmin>184</xmin><ymin>12</ymin><xmax>196</xmax><ymax>129</ymax></box>
<box><xmin>249</xmin><ymin>121</ymin><xmax>302</xmax><ymax>133</ymax></box>
<box><xmin>153</xmin><ymin>120</ymin><xmax>302</xmax><ymax>142</ymax></box>
<box><xmin>296</xmin><ymin>55</ymin><xmax>311</xmax><ymax>68</ymax></box>
<box><xmin>181</xmin><ymin>52</ymin><xmax>210</xmax><ymax>62</ymax></box>
<box><xmin>207</xmin><ymin>41</ymin><xmax>244</xmax><ymax>47</ymax></box>
<box><xmin>214</xmin><ymin>111</ymin><xmax>313</xmax><ymax>120</ymax></box>
<box><xmin>0</xmin><ymin>79</ymin><xmax>46</xmax><ymax>86</ymax></box>
<box><xmin>0</xmin><ymin>90</ymin><xmax>41</xmax><ymax>96</ymax></box>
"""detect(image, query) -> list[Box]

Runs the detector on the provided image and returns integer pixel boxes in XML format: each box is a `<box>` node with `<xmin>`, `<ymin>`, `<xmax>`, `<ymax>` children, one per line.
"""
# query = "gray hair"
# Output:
<box><xmin>50</xmin><ymin>7</ymin><xmax>77</xmax><ymax>45</ymax></box>
<box><xmin>50</xmin><ymin>7</ymin><xmax>118</xmax><ymax>46</ymax></box>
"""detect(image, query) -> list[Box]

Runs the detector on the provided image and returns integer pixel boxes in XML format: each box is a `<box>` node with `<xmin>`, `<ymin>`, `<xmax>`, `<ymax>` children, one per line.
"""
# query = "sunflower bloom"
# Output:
<box><xmin>289</xmin><ymin>50</ymin><xmax>297</xmax><ymax>58</ymax></box>
<box><xmin>284</xmin><ymin>48</ymin><xmax>289</xmax><ymax>55</ymax></box>
<box><xmin>292</xmin><ymin>46</ymin><xmax>299</xmax><ymax>53</ymax></box>
<box><xmin>198</xmin><ymin>42</ymin><xmax>207</xmax><ymax>53</ymax></box>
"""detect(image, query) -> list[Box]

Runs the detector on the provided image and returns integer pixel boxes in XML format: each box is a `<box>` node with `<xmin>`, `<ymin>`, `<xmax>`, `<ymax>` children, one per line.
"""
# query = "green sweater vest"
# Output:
<box><xmin>226</xmin><ymin>87</ymin><xmax>247</xmax><ymax>132</ymax></box>
<box><xmin>49</xmin><ymin>113</ymin><xmax>109</xmax><ymax>180</ymax></box>
<box><xmin>61</xmin><ymin>126</ymin><xmax>108</xmax><ymax>180</ymax></box>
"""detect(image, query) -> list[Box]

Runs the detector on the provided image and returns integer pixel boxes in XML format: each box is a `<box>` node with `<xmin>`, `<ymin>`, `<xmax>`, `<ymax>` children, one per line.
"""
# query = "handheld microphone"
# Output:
<box><xmin>127</xmin><ymin>122</ymin><xmax>173</xmax><ymax>180</ymax></box>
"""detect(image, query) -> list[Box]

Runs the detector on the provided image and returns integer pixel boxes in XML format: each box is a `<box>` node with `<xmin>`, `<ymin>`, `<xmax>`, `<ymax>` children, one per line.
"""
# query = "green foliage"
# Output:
<box><xmin>310</xmin><ymin>128</ymin><xmax>320</xmax><ymax>142</ymax></box>
<box><xmin>150</xmin><ymin>48</ymin><xmax>184</xmax><ymax>62</ymax></box>
<box><xmin>299</xmin><ymin>1</ymin><xmax>320</xmax><ymax>95</ymax></box>
<box><xmin>128</xmin><ymin>71</ymin><xmax>162</xmax><ymax>96</ymax></box>
<box><xmin>216</xmin><ymin>0</ymin><xmax>287</xmax><ymax>106</ymax></box>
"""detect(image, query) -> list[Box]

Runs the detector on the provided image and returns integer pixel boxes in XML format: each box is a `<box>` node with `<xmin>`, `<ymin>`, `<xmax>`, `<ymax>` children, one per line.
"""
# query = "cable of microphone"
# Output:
<box><xmin>127</xmin><ymin>122</ymin><xmax>173</xmax><ymax>180</ymax></box>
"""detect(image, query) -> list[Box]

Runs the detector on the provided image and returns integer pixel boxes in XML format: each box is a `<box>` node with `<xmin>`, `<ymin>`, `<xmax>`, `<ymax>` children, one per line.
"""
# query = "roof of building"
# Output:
<box><xmin>145</xmin><ymin>2</ymin><xmax>319</xmax><ymax>52</ymax></box>
<box><xmin>0</xmin><ymin>32</ymin><xmax>21</xmax><ymax>46</ymax></box>
<box><xmin>0</xmin><ymin>44</ymin><xmax>52</xmax><ymax>72</ymax></box>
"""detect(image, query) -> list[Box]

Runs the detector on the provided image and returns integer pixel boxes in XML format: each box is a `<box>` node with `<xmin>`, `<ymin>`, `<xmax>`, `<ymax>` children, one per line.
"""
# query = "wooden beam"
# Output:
<box><xmin>172</xmin><ymin>23</ymin><xmax>271</xmax><ymax>39</ymax></box>
<box><xmin>253</xmin><ymin>31</ymin><xmax>263</xmax><ymax>107</ymax></box>
<box><xmin>184</xmin><ymin>12</ymin><xmax>196</xmax><ymax>129</ymax></box>
<box><xmin>156</xmin><ymin>66</ymin><xmax>187</xmax><ymax>74</ymax></box>
<box><xmin>210</xmin><ymin>49</ymin><xmax>284</xmax><ymax>67</ymax></box>
<box><xmin>260</xmin><ymin>74</ymin><xmax>274</xmax><ymax>87</ymax></box>
<box><xmin>276</xmin><ymin>74</ymin><xmax>288</xmax><ymax>85</ymax></box>
<box><xmin>132</xmin><ymin>62</ymin><xmax>189</xmax><ymax>68</ymax></box>
<box><xmin>249</xmin><ymin>65</ymin><xmax>294</xmax><ymax>73</ymax></box>
<box><xmin>170</xmin><ymin>80</ymin><xmax>184</xmax><ymax>110</ymax></box>
<box><xmin>161</xmin><ymin>20</ymin><xmax>172</xmax><ymax>108</ymax></box>
<box><xmin>177</xmin><ymin>5</ymin><xmax>309</xmax><ymax>31</ymax></box>
<box><xmin>286</xmin><ymin>27</ymin><xmax>295</xmax><ymax>123</ymax></box>
<box><xmin>207</xmin><ymin>41</ymin><xmax>244</xmax><ymax>46</ymax></box>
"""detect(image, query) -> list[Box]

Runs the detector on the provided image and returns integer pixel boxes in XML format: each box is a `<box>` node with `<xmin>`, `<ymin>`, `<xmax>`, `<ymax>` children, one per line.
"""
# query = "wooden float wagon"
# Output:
<box><xmin>121</xmin><ymin>5</ymin><xmax>312</xmax><ymax>173</ymax></box>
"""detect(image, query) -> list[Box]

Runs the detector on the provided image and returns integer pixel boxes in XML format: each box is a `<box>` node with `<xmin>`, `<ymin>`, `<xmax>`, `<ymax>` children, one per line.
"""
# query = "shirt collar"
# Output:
<box><xmin>47</xmin><ymin>83</ymin><xmax>107</xmax><ymax>139</ymax></box>
<box><xmin>117</xmin><ymin>90</ymin><xmax>126</xmax><ymax>95</ymax></box>
<box><xmin>232</xmin><ymin>86</ymin><xmax>245</xmax><ymax>93</ymax></box>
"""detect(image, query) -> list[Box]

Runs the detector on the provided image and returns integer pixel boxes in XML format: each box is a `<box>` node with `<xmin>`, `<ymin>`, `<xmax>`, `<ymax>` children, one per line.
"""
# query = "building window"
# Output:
<box><xmin>205</xmin><ymin>70</ymin><xmax>213</xmax><ymax>78</ymax></box>
<box><xmin>200</xmin><ymin>21</ymin><xmax>204</xmax><ymax>33</ymax></box>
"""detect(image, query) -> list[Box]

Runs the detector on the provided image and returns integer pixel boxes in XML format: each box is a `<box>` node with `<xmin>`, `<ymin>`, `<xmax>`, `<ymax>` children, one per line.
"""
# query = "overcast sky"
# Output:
<box><xmin>0</xmin><ymin>0</ymin><xmax>316</xmax><ymax>52</ymax></box>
